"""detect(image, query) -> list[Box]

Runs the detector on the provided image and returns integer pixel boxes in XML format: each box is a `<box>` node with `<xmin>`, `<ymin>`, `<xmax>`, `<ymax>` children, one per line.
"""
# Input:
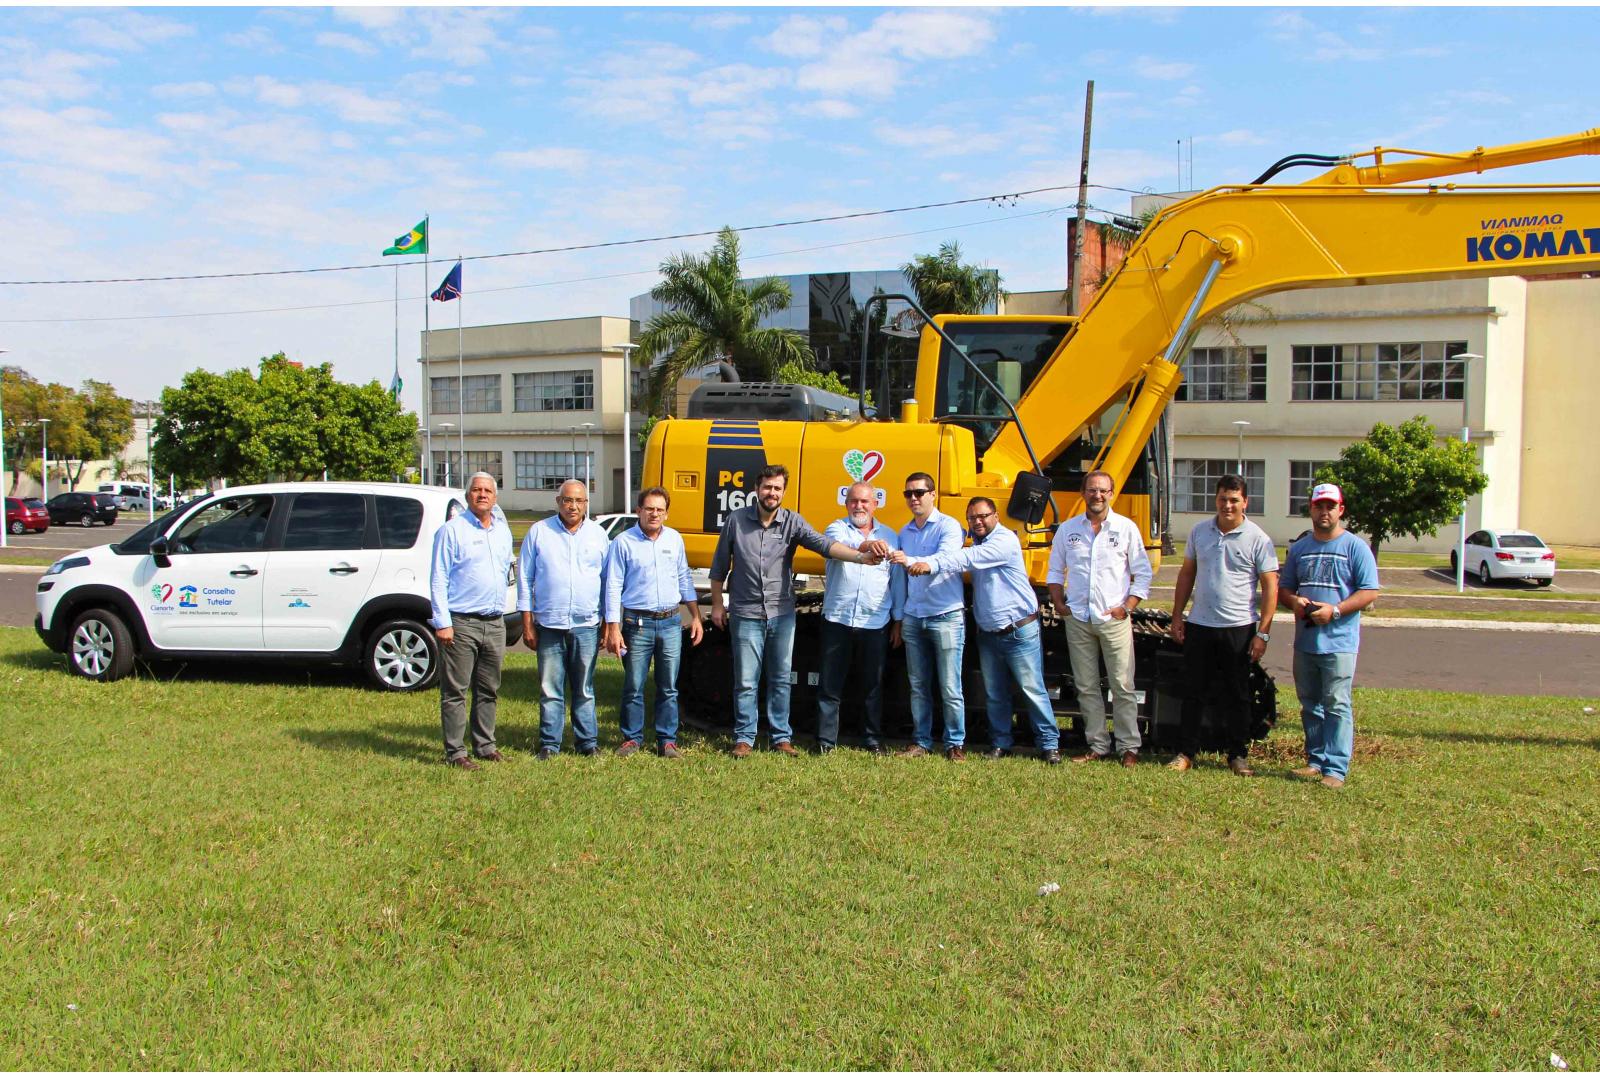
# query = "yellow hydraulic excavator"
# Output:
<box><xmin>643</xmin><ymin>127</ymin><xmax>1600</xmax><ymax>747</ymax></box>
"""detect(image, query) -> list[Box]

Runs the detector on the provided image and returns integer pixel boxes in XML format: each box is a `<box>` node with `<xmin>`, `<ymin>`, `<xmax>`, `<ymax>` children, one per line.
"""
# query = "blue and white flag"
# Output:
<box><xmin>430</xmin><ymin>261</ymin><xmax>462</xmax><ymax>302</ymax></box>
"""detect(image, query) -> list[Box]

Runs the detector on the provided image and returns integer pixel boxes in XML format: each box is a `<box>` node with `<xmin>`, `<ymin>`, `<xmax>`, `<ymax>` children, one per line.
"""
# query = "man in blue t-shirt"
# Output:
<box><xmin>1277</xmin><ymin>483</ymin><xmax>1381</xmax><ymax>789</ymax></box>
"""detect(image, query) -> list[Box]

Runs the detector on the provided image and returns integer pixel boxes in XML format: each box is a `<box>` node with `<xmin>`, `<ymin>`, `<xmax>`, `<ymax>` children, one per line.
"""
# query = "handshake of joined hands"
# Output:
<box><xmin>855</xmin><ymin>540</ymin><xmax>932</xmax><ymax>577</ymax></box>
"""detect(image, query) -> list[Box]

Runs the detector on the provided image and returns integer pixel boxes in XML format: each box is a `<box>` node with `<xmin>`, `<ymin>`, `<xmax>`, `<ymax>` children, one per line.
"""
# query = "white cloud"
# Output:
<box><xmin>222</xmin><ymin>25</ymin><xmax>281</xmax><ymax>54</ymax></box>
<box><xmin>0</xmin><ymin>41</ymin><xmax>109</xmax><ymax>104</ymax></box>
<box><xmin>70</xmin><ymin>12</ymin><xmax>194</xmax><ymax>51</ymax></box>
<box><xmin>332</xmin><ymin>7</ymin><xmax>519</xmax><ymax>67</ymax></box>
<box><xmin>694</xmin><ymin>13</ymin><xmax>750</xmax><ymax>33</ymax></box>
<box><xmin>785</xmin><ymin>10</ymin><xmax>998</xmax><ymax>100</ymax></box>
<box><xmin>793</xmin><ymin>99</ymin><xmax>860</xmax><ymax>120</ymax></box>
<box><xmin>757</xmin><ymin>15</ymin><xmax>847</xmax><ymax>59</ymax></box>
<box><xmin>151</xmin><ymin>81</ymin><xmax>216</xmax><ymax>100</ymax></box>
<box><xmin>235</xmin><ymin>76</ymin><xmax>413</xmax><ymax>126</ymax></box>
<box><xmin>1267</xmin><ymin>11</ymin><xmax>1447</xmax><ymax>63</ymax></box>
<box><xmin>1133</xmin><ymin>55</ymin><xmax>1195</xmax><ymax>80</ymax></box>
<box><xmin>14</xmin><ymin>163</ymin><xmax>158</xmax><ymax>214</ymax></box>
<box><xmin>1211</xmin><ymin>128</ymin><xmax>1268</xmax><ymax>147</ymax></box>
<box><xmin>867</xmin><ymin>10</ymin><xmax>996</xmax><ymax>61</ymax></box>
<box><xmin>686</xmin><ymin>64</ymin><xmax>786</xmax><ymax>108</ymax></box>
<box><xmin>315</xmin><ymin>31</ymin><xmax>377</xmax><ymax>57</ymax></box>
<box><xmin>494</xmin><ymin>147</ymin><xmax>593</xmax><ymax>171</ymax></box>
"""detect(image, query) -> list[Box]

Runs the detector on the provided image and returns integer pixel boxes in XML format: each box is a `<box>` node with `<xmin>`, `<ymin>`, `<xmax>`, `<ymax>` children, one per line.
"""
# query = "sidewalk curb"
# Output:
<box><xmin>1363</xmin><ymin>617</ymin><xmax>1600</xmax><ymax>634</ymax></box>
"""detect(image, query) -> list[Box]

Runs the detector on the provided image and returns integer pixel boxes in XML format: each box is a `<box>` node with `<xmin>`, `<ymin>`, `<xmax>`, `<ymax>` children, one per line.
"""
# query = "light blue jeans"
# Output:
<box><xmin>619</xmin><ymin>612</ymin><xmax>684</xmax><ymax>747</ymax></box>
<box><xmin>975</xmin><ymin>618</ymin><xmax>1060</xmax><ymax>751</ymax></box>
<box><xmin>1294</xmin><ymin>650</ymin><xmax>1357</xmax><ymax>780</ymax></box>
<box><xmin>536</xmin><ymin>624</ymin><xmax>600</xmax><ymax>753</ymax></box>
<box><xmin>730</xmin><ymin>612</ymin><xmax>796</xmax><ymax>747</ymax></box>
<box><xmin>903</xmin><ymin>609</ymin><xmax>966</xmax><ymax>749</ymax></box>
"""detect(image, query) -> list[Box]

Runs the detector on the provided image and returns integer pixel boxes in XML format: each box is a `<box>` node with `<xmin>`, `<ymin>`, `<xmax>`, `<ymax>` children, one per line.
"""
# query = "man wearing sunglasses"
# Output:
<box><xmin>890</xmin><ymin>472</ymin><xmax>969</xmax><ymax>760</ymax></box>
<box><xmin>900</xmin><ymin>496</ymin><xmax>1062</xmax><ymax>764</ymax></box>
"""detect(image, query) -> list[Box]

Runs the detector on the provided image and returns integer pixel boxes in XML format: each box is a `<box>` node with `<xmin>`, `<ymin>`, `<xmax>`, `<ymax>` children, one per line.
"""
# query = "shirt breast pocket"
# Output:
<box><xmin>583</xmin><ymin>547</ymin><xmax>605</xmax><ymax>575</ymax></box>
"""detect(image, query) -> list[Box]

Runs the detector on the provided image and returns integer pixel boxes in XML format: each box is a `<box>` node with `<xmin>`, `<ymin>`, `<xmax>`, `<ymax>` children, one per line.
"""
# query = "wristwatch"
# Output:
<box><xmin>1255</xmin><ymin>630</ymin><xmax>1270</xmax><ymax>642</ymax></box>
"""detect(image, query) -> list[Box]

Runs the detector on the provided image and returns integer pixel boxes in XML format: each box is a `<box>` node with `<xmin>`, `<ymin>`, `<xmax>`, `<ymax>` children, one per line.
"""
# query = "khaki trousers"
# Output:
<box><xmin>1065</xmin><ymin>614</ymin><xmax>1140</xmax><ymax>754</ymax></box>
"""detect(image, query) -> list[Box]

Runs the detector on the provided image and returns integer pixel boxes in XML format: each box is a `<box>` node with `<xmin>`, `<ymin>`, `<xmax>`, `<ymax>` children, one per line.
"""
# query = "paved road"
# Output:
<box><xmin>10</xmin><ymin>565</ymin><xmax>1596</xmax><ymax>698</ymax></box>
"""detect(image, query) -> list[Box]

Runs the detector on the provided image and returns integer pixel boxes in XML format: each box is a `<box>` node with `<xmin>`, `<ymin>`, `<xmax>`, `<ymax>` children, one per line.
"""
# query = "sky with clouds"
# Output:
<box><xmin>4</xmin><ymin>5</ymin><xmax>1598</xmax><ymax>407</ymax></box>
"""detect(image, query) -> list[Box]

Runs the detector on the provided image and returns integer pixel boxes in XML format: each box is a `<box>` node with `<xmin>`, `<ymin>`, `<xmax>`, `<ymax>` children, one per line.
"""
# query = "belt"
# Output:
<box><xmin>449</xmin><ymin>611</ymin><xmax>502</xmax><ymax>621</ymax></box>
<box><xmin>984</xmin><ymin>610</ymin><xmax>1040</xmax><ymax>636</ymax></box>
<box><xmin>625</xmin><ymin>607</ymin><xmax>681</xmax><ymax>620</ymax></box>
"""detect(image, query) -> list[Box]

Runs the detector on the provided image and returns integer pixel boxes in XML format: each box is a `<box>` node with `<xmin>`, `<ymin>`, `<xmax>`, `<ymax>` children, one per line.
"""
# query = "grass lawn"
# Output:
<box><xmin>1</xmin><ymin>628</ymin><xmax>1596</xmax><ymax>1069</ymax></box>
<box><xmin>0</xmin><ymin>553</ymin><xmax>58</xmax><ymax>567</ymax></box>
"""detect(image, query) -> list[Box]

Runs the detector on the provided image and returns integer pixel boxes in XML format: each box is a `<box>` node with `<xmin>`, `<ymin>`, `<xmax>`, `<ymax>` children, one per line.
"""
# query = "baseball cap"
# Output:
<box><xmin>1309</xmin><ymin>482</ymin><xmax>1343</xmax><ymax>505</ymax></box>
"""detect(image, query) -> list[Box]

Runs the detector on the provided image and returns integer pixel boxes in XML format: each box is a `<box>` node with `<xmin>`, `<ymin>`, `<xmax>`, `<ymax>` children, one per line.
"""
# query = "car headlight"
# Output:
<box><xmin>44</xmin><ymin>556</ymin><xmax>90</xmax><ymax>577</ymax></box>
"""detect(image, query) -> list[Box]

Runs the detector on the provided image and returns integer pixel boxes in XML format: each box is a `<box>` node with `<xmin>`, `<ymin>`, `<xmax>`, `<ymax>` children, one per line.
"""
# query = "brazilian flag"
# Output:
<box><xmin>383</xmin><ymin>218</ymin><xmax>428</xmax><ymax>256</ymax></box>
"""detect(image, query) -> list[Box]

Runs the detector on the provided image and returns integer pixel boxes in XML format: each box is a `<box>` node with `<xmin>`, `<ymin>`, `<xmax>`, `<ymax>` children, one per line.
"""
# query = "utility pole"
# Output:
<box><xmin>1069</xmin><ymin>79</ymin><xmax>1094</xmax><ymax>316</ymax></box>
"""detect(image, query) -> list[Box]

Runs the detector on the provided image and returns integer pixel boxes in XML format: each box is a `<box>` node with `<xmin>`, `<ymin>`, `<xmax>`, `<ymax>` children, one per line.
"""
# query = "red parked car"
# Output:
<box><xmin>4</xmin><ymin>496</ymin><xmax>50</xmax><ymax>535</ymax></box>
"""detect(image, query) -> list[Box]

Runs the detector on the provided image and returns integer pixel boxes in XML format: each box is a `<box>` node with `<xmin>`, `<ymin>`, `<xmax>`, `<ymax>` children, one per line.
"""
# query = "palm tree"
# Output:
<box><xmin>636</xmin><ymin>227</ymin><xmax>814</xmax><ymax>415</ymax></box>
<box><xmin>900</xmin><ymin>241</ymin><xmax>1003</xmax><ymax>317</ymax></box>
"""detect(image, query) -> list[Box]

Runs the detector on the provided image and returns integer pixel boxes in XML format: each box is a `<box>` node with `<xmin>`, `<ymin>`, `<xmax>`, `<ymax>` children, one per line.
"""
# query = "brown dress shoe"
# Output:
<box><xmin>899</xmin><ymin>745</ymin><xmax>929</xmax><ymax>758</ymax></box>
<box><xmin>1070</xmin><ymin>750</ymin><xmax>1113</xmax><ymax>763</ymax></box>
<box><xmin>1120</xmin><ymin>751</ymin><xmax>1139</xmax><ymax>768</ymax></box>
<box><xmin>1228</xmin><ymin>756</ymin><xmax>1257</xmax><ymax>777</ymax></box>
<box><xmin>773</xmin><ymin>740</ymin><xmax>799</xmax><ymax>756</ymax></box>
<box><xmin>448</xmin><ymin>756</ymin><xmax>482</xmax><ymax>771</ymax></box>
<box><xmin>1166</xmin><ymin>754</ymin><xmax>1192</xmax><ymax>771</ymax></box>
<box><xmin>659</xmin><ymin>742</ymin><xmax>682</xmax><ymax>759</ymax></box>
<box><xmin>1289</xmin><ymin>765</ymin><xmax>1323</xmax><ymax>780</ymax></box>
<box><xmin>945</xmin><ymin>746</ymin><xmax>966</xmax><ymax>762</ymax></box>
<box><xmin>475</xmin><ymin>750</ymin><xmax>504</xmax><ymax>763</ymax></box>
<box><xmin>731</xmin><ymin>742</ymin><xmax>753</xmax><ymax>759</ymax></box>
<box><xmin>1320</xmin><ymin>775</ymin><xmax>1346</xmax><ymax>789</ymax></box>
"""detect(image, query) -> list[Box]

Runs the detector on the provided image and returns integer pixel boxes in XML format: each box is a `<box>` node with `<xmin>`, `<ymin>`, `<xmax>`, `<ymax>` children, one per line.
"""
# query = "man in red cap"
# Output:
<box><xmin>1277</xmin><ymin>483</ymin><xmax>1381</xmax><ymax>789</ymax></box>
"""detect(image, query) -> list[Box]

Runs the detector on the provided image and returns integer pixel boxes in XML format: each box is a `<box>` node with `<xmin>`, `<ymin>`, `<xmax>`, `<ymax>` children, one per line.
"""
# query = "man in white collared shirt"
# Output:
<box><xmin>1047</xmin><ymin>471</ymin><xmax>1153</xmax><ymax>767</ymax></box>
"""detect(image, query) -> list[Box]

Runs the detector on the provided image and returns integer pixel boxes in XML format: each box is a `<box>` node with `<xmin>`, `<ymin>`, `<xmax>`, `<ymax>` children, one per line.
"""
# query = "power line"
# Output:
<box><xmin>0</xmin><ymin>203</ymin><xmax>1077</xmax><ymax>326</ymax></box>
<box><xmin>0</xmin><ymin>184</ymin><xmax>1088</xmax><ymax>288</ymax></box>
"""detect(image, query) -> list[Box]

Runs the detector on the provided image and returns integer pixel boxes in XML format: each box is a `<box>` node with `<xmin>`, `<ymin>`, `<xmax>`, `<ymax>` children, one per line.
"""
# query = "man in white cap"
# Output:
<box><xmin>1277</xmin><ymin>482</ymin><xmax>1381</xmax><ymax>789</ymax></box>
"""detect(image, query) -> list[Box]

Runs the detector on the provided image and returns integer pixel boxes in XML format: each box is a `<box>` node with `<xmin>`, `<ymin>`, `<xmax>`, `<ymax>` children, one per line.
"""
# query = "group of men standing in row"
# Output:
<box><xmin>428</xmin><ymin>464</ymin><xmax>1378</xmax><ymax>787</ymax></box>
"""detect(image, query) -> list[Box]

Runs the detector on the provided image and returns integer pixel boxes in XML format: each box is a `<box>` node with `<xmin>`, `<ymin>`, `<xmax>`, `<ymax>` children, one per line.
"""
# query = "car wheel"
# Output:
<box><xmin>364</xmin><ymin>617</ymin><xmax>440</xmax><ymax>692</ymax></box>
<box><xmin>7</xmin><ymin>519</ymin><xmax>21</xmax><ymax>535</ymax></box>
<box><xmin>67</xmin><ymin>607</ymin><xmax>136</xmax><ymax>682</ymax></box>
<box><xmin>79</xmin><ymin>513</ymin><xmax>94</xmax><ymax>527</ymax></box>
<box><xmin>1478</xmin><ymin>561</ymin><xmax>1494</xmax><ymax>588</ymax></box>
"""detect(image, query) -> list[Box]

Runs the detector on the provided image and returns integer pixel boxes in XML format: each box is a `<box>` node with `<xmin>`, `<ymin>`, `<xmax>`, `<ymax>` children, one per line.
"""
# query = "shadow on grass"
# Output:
<box><xmin>286</xmin><ymin>721</ymin><xmax>436</xmax><ymax>762</ymax></box>
<box><xmin>1383</xmin><ymin>728</ymin><xmax>1599</xmax><ymax>751</ymax></box>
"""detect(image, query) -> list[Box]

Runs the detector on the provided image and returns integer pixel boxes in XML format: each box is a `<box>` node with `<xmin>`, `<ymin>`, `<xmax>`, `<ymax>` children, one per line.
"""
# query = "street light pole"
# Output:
<box><xmin>581</xmin><ymin>422</ymin><xmax>595</xmax><ymax>497</ymax></box>
<box><xmin>436</xmin><ymin>422</ymin><xmax>455</xmax><ymax>487</ymax></box>
<box><xmin>1231</xmin><ymin>419</ymin><xmax>1250</xmax><ymax>475</ymax></box>
<box><xmin>37</xmin><ymin>418</ymin><xmax>50</xmax><ymax>503</ymax></box>
<box><xmin>146</xmin><ymin>401</ymin><xmax>154</xmax><ymax>523</ymax></box>
<box><xmin>617</xmin><ymin>342</ymin><xmax>639</xmax><ymax>513</ymax></box>
<box><xmin>1451</xmin><ymin>352</ymin><xmax>1484</xmax><ymax>593</ymax></box>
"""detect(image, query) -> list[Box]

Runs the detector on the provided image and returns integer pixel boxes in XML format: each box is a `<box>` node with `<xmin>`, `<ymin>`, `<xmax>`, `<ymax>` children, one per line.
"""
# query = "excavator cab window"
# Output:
<box><xmin>933</xmin><ymin>321</ymin><xmax>1071</xmax><ymax>449</ymax></box>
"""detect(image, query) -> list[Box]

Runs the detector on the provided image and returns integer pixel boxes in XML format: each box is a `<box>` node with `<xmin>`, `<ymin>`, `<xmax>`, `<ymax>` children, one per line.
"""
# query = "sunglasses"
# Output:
<box><xmin>903</xmin><ymin>488</ymin><xmax>932</xmax><ymax>498</ymax></box>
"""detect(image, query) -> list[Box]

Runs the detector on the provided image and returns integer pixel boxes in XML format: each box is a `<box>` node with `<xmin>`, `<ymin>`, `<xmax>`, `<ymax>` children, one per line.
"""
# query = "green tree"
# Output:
<box><xmin>900</xmin><ymin>241</ymin><xmax>1003</xmax><ymax>317</ymax></box>
<box><xmin>636</xmin><ymin>226</ymin><xmax>814</xmax><ymax>415</ymax></box>
<box><xmin>1</xmin><ymin>367</ymin><xmax>106</xmax><ymax>494</ymax></box>
<box><xmin>771</xmin><ymin>360</ymin><xmax>872</xmax><ymax>410</ymax></box>
<box><xmin>153</xmin><ymin>353</ymin><xmax>417</xmax><ymax>485</ymax></box>
<box><xmin>59</xmin><ymin>379</ymin><xmax>135</xmax><ymax>491</ymax></box>
<box><xmin>1316</xmin><ymin>415</ymin><xmax>1488</xmax><ymax>560</ymax></box>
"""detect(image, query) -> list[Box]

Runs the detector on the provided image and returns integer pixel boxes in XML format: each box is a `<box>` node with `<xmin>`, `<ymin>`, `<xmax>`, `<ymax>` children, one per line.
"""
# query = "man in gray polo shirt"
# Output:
<box><xmin>710</xmin><ymin>464</ymin><xmax>885</xmax><ymax>757</ymax></box>
<box><xmin>1168</xmin><ymin>472</ymin><xmax>1279</xmax><ymax>776</ymax></box>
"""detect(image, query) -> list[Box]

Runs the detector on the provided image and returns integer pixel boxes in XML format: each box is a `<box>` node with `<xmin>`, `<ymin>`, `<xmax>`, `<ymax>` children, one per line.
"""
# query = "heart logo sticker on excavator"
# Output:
<box><xmin>843</xmin><ymin>449</ymin><xmax>884</xmax><ymax>483</ymax></box>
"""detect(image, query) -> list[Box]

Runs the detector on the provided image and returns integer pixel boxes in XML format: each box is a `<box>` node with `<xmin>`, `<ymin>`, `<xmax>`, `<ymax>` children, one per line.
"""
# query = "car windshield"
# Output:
<box><xmin>112</xmin><ymin>505</ymin><xmax>191</xmax><ymax>554</ymax></box>
<box><xmin>1498</xmin><ymin>533</ymin><xmax>1544</xmax><ymax>549</ymax></box>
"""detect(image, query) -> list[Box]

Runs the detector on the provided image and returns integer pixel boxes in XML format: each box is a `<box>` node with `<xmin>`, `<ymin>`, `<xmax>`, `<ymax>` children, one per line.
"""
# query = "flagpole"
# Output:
<box><xmin>423</xmin><ymin>214</ymin><xmax>432</xmax><ymax>485</ymax></box>
<box><xmin>456</xmin><ymin>253</ymin><xmax>465</xmax><ymax>477</ymax></box>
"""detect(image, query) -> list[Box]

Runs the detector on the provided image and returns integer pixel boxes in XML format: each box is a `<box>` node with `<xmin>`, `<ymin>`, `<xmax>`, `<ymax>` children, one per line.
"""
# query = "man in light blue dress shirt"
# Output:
<box><xmin>906</xmin><ymin>496</ymin><xmax>1062</xmax><ymax>764</ymax></box>
<box><xmin>890</xmin><ymin>471</ymin><xmax>969</xmax><ymax>760</ymax></box>
<box><xmin>430</xmin><ymin>472</ymin><xmax>515</xmax><ymax>770</ymax></box>
<box><xmin>518</xmin><ymin>479</ymin><xmax>611</xmax><ymax>759</ymax></box>
<box><xmin>601</xmin><ymin>486</ymin><xmax>704</xmax><ymax>758</ymax></box>
<box><xmin>816</xmin><ymin>481</ymin><xmax>904</xmax><ymax>753</ymax></box>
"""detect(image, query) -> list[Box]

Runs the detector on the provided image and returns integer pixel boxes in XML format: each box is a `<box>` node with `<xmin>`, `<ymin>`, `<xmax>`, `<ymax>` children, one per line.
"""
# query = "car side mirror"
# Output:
<box><xmin>149</xmin><ymin>535</ymin><xmax>172</xmax><ymax>568</ymax></box>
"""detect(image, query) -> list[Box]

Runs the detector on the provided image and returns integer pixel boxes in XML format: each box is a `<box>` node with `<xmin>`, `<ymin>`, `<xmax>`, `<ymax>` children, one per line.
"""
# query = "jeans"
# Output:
<box><xmin>730</xmin><ymin>612</ymin><xmax>796</xmax><ymax>747</ymax></box>
<box><xmin>815</xmin><ymin>618</ymin><xmax>889</xmax><ymax>749</ymax></box>
<box><xmin>1065</xmin><ymin>614</ymin><xmax>1140</xmax><ymax>754</ymax></box>
<box><xmin>902</xmin><ymin>609</ymin><xmax>966</xmax><ymax>749</ymax></box>
<box><xmin>619</xmin><ymin>612</ymin><xmax>685</xmax><ymax>747</ymax></box>
<box><xmin>1178</xmin><ymin>622</ymin><xmax>1255</xmax><ymax>761</ymax></box>
<box><xmin>536</xmin><ymin>623</ymin><xmax>600</xmax><ymax>753</ymax></box>
<box><xmin>1294</xmin><ymin>650</ymin><xmax>1357</xmax><ymax>780</ymax></box>
<box><xmin>439</xmin><ymin>615</ymin><xmax>505</xmax><ymax>762</ymax></box>
<box><xmin>975</xmin><ymin>618</ymin><xmax>1059</xmax><ymax>751</ymax></box>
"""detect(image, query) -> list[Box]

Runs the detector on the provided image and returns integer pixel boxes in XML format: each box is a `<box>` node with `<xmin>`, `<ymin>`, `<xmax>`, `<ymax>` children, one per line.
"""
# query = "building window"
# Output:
<box><xmin>1291</xmin><ymin>340</ymin><xmax>1468</xmax><ymax>401</ymax></box>
<box><xmin>431</xmin><ymin>375</ymin><xmax>501</xmax><ymax>414</ymax></box>
<box><xmin>1174</xmin><ymin>458</ymin><xmax>1266</xmax><ymax>514</ymax></box>
<box><xmin>1177</xmin><ymin>346</ymin><xmax>1267</xmax><ymax>402</ymax></box>
<box><xmin>1288</xmin><ymin>460</ymin><xmax>1336</xmax><ymax>517</ymax></box>
<box><xmin>514</xmin><ymin>451</ymin><xmax>593</xmax><ymax>491</ymax></box>
<box><xmin>432</xmin><ymin>450</ymin><xmax>502</xmax><ymax>488</ymax></box>
<box><xmin>514</xmin><ymin>370</ymin><xmax>593</xmax><ymax>412</ymax></box>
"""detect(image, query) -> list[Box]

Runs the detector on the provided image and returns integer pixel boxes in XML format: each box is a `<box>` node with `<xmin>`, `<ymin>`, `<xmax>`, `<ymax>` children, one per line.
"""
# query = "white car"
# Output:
<box><xmin>1451</xmin><ymin>528</ymin><xmax>1557</xmax><ymax>586</ymax></box>
<box><xmin>36</xmin><ymin>482</ymin><xmax>519</xmax><ymax>690</ymax></box>
<box><xmin>591</xmin><ymin>512</ymin><xmax>638</xmax><ymax>540</ymax></box>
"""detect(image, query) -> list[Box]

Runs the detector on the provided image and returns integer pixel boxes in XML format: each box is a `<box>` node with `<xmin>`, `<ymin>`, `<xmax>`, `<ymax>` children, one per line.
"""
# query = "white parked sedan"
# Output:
<box><xmin>1451</xmin><ymin>528</ymin><xmax>1557</xmax><ymax>586</ymax></box>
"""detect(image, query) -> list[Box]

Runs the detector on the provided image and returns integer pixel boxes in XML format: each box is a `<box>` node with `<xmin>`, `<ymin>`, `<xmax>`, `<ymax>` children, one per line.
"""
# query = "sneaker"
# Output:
<box><xmin>1289</xmin><ymin>765</ymin><xmax>1323</xmax><ymax>780</ymax></box>
<box><xmin>616</xmin><ymin>740</ymin><xmax>641</xmax><ymax>758</ymax></box>
<box><xmin>1166</xmin><ymin>754</ymin><xmax>1193</xmax><ymax>772</ymax></box>
<box><xmin>731</xmin><ymin>742</ymin><xmax>753</xmax><ymax>759</ymax></box>
<box><xmin>659</xmin><ymin>742</ymin><xmax>682</xmax><ymax>759</ymax></box>
<box><xmin>1228</xmin><ymin>756</ymin><xmax>1256</xmax><ymax>777</ymax></box>
<box><xmin>945</xmin><ymin>746</ymin><xmax>966</xmax><ymax>762</ymax></box>
<box><xmin>899</xmin><ymin>745</ymin><xmax>929</xmax><ymax>759</ymax></box>
<box><xmin>1320</xmin><ymin>775</ymin><xmax>1346</xmax><ymax>789</ymax></box>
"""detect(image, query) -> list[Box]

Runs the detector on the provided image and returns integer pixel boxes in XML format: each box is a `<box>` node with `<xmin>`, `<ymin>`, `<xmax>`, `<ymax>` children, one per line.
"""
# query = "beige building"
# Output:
<box><xmin>1007</xmin><ymin>274</ymin><xmax>1600</xmax><ymax>549</ymax></box>
<box><xmin>417</xmin><ymin>316</ymin><xmax>643</xmax><ymax>514</ymax></box>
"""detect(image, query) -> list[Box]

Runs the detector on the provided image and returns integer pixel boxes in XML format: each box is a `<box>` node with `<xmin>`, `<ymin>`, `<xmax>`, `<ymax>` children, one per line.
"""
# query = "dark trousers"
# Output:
<box><xmin>815</xmin><ymin>619</ymin><xmax>889</xmax><ymax>749</ymax></box>
<box><xmin>1178</xmin><ymin>622</ymin><xmax>1255</xmax><ymax>761</ymax></box>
